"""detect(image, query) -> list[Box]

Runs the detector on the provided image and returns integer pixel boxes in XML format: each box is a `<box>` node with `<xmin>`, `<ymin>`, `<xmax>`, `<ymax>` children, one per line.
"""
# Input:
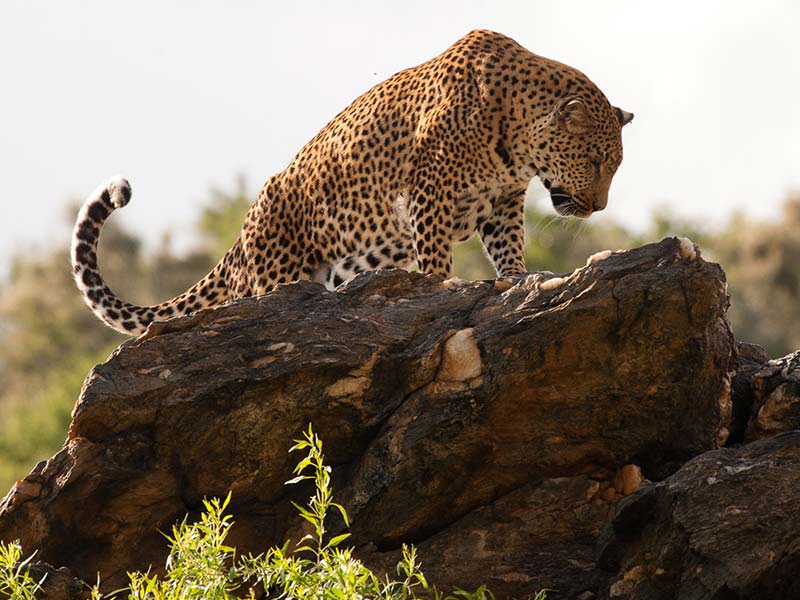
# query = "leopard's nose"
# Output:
<box><xmin>593</xmin><ymin>190</ymin><xmax>609</xmax><ymax>212</ymax></box>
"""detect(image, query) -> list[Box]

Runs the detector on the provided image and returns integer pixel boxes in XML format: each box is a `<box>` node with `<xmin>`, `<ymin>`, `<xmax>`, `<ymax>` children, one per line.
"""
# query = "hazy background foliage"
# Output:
<box><xmin>1</xmin><ymin>183</ymin><xmax>799</xmax><ymax>492</ymax></box>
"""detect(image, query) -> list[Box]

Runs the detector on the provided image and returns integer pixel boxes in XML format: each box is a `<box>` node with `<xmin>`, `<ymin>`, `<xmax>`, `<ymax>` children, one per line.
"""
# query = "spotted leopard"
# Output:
<box><xmin>72</xmin><ymin>29</ymin><xmax>633</xmax><ymax>335</ymax></box>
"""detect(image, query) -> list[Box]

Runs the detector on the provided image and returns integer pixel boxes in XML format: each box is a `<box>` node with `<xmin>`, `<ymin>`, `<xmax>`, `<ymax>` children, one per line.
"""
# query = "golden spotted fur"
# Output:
<box><xmin>72</xmin><ymin>30</ymin><xmax>633</xmax><ymax>335</ymax></box>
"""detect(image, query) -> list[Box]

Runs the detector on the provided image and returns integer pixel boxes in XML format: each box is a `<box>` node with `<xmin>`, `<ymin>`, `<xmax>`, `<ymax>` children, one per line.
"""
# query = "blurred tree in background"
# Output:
<box><xmin>0</xmin><ymin>183</ymin><xmax>248</xmax><ymax>491</ymax></box>
<box><xmin>713</xmin><ymin>196</ymin><xmax>800</xmax><ymax>354</ymax></box>
<box><xmin>1</xmin><ymin>183</ymin><xmax>799</xmax><ymax>492</ymax></box>
<box><xmin>197</xmin><ymin>175</ymin><xmax>252</xmax><ymax>259</ymax></box>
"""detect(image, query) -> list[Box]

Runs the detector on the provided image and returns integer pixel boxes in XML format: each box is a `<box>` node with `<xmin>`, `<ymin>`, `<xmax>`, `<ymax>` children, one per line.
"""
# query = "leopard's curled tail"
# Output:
<box><xmin>71</xmin><ymin>176</ymin><xmax>238</xmax><ymax>335</ymax></box>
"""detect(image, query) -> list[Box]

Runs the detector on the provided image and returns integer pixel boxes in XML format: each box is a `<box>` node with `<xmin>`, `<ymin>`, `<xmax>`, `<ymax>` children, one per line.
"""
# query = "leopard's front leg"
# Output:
<box><xmin>478</xmin><ymin>189</ymin><xmax>527</xmax><ymax>277</ymax></box>
<box><xmin>408</xmin><ymin>169</ymin><xmax>455</xmax><ymax>278</ymax></box>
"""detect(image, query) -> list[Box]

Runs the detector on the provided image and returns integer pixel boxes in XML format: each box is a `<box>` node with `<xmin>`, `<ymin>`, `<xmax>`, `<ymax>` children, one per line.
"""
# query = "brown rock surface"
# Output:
<box><xmin>597</xmin><ymin>431</ymin><xmax>800</xmax><ymax>600</ymax></box>
<box><xmin>745</xmin><ymin>351</ymin><xmax>800</xmax><ymax>441</ymax></box>
<box><xmin>728</xmin><ymin>341</ymin><xmax>771</xmax><ymax>443</ymax></box>
<box><xmin>0</xmin><ymin>238</ymin><xmax>735</xmax><ymax>599</ymax></box>
<box><xmin>27</xmin><ymin>563</ymin><xmax>89</xmax><ymax>600</ymax></box>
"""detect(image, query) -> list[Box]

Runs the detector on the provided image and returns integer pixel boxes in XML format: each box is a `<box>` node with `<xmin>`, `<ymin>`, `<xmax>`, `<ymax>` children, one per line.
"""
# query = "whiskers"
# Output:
<box><xmin>567</xmin><ymin>216</ymin><xmax>590</xmax><ymax>241</ymax></box>
<box><xmin>528</xmin><ymin>189</ymin><xmax>592</xmax><ymax>247</ymax></box>
<box><xmin>530</xmin><ymin>200</ymin><xmax>590</xmax><ymax>245</ymax></box>
<box><xmin>531</xmin><ymin>209</ymin><xmax>556</xmax><ymax>236</ymax></box>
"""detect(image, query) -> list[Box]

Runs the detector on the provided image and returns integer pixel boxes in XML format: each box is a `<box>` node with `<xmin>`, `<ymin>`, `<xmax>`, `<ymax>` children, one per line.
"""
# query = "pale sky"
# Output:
<box><xmin>1</xmin><ymin>1</ymin><xmax>798</xmax><ymax>276</ymax></box>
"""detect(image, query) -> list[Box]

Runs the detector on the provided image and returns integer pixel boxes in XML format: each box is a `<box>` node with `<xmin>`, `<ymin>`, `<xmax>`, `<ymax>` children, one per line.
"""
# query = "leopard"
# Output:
<box><xmin>72</xmin><ymin>29</ymin><xmax>633</xmax><ymax>336</ymax></box>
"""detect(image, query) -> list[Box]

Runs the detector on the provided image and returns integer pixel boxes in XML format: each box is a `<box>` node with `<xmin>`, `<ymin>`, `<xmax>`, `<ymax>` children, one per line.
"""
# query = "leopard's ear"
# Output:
<box><xmin>613</xmin><ymin>106</ymin><xmax>634</xmax><ymax>127</ymax></box>
<box><xmin>551</xmin><ymin>97</ymin><xmax>592</xmax><ymax>134</ymax></box>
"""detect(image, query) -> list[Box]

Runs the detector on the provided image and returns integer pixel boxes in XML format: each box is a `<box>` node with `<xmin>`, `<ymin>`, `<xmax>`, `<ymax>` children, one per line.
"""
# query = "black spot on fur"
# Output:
<box><xmin>74</xmin><ymin>243</ymin><xmax>92</xmax><ymax>263</ymax></box>
<box><xmin>495</xmin><ymin>140</ymin><xmax>513</xmax><ymax>167</ymax></box>
<box><xmin>76</xmin><ymin>220</ymin><xmax>98</xmax><ymax>242</ymax></box>
<box><xmin>88</xmin><ymin>201</ymin><xmax>109</xmax><ymax>222</ymax></box>
<box><xmin>81</xmin><ymin>269</ymin><xmax>100</xmax><ymax>287</ymax></box>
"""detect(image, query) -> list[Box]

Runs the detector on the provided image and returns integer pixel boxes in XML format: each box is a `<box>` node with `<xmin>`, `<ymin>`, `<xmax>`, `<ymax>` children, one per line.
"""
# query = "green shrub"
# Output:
<box><xmin>0</xmin><ymin>541</ymin><xmax>43</xmax><ymax>600</ymax></box>
<box><xmin>0</xmin><ymin>426</ymin><xmax>546</xmax><ymax>599</ymax></box>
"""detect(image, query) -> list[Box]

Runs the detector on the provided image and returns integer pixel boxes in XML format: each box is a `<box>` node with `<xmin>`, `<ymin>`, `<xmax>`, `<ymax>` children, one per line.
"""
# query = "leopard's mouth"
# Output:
<box><xmin>550</xmin><ymin>186</ymin><xmax>592</xmax><ymax>218</ymax></box>
<box><xmin>542</xmin><ymin>178</ymin><xmax>592</xmax><ymax>218</ymax></box>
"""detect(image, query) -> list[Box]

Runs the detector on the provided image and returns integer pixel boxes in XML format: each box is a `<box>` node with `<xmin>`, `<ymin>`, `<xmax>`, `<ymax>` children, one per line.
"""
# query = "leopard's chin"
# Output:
<box><xmin>551</xmin><ymin>188</ymin><xmax>592</xmax><ymax>218</ymax></box>
<box><xmin>553</xmin><ymin>204</ymin><xmax>591</xmax><ymax>218</ymax></box>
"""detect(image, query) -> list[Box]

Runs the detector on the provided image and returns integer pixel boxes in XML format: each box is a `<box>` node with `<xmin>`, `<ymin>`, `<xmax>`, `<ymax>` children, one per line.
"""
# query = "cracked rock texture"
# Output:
<box><xmin>0</xmin><ymin>238</ymin><xmax>737</xmax><ymax>599</ymax></box>
<box><xmin>598</xmin><ymin>432</ymin><xmax>800</xmax><ymax>600</ymax></box>
<box><xmin>744</xmin><ymin>351</ymin><xmax>800</xmax><ymax>441</ymax></box>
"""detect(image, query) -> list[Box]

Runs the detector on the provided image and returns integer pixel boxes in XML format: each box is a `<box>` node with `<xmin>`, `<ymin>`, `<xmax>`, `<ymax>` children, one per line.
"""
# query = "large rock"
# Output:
<box><xmin>597</xmin><ymin>431</ymin><xmax>800</xmax><ymax>600</ymax></box>
<box><xmin>0</xmin><ymin>238</ymin><xmax>735</xmax><ymax>599</ymax></box>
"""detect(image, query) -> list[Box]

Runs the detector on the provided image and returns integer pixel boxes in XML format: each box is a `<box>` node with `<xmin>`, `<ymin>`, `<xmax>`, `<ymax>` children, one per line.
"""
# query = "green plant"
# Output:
<box><xmin>0</xmin><ymin>541</ymin><xmax>42</xmax><ymax>600</ymax></box>
<box><xmin>235</xmin><ymin>424</ymin><xmax>455</xmax><ymax>599</ymax></box>
<box><xmin>2</xmin><ymin>426</ymin><xmax>541</xmax><ymax>599</ymax></box>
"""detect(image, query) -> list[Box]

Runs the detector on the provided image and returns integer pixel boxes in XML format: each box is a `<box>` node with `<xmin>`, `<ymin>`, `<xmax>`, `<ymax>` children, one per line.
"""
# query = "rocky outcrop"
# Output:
<box><xmin>598</xmin><ymin>432</ymin><xmax>800</xmax><ymax>600</ymax></box>
<box><xmin>0</xmin><ymin>238</ymin><xmax>747</xmax><ymax>598</ymax></box>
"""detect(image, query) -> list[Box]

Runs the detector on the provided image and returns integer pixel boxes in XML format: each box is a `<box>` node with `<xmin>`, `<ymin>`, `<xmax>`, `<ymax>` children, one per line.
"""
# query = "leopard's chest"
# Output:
<box><xmin>452</xmin><ymin>190</ymin><xmax>496</xmax><ymax>242</ymax></box>
<box><xmin>391</xmin><ymin>187</ymin><xmax>510</xmax><ymax>246</ymax></box>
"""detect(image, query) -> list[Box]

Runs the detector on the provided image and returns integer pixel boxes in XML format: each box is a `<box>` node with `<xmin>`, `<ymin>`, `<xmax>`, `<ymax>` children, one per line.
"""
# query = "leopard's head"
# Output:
<box><xmin>532</xmin><ymin>96</ymin><xmax>633</xmax><ymax>218</ymax></box>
